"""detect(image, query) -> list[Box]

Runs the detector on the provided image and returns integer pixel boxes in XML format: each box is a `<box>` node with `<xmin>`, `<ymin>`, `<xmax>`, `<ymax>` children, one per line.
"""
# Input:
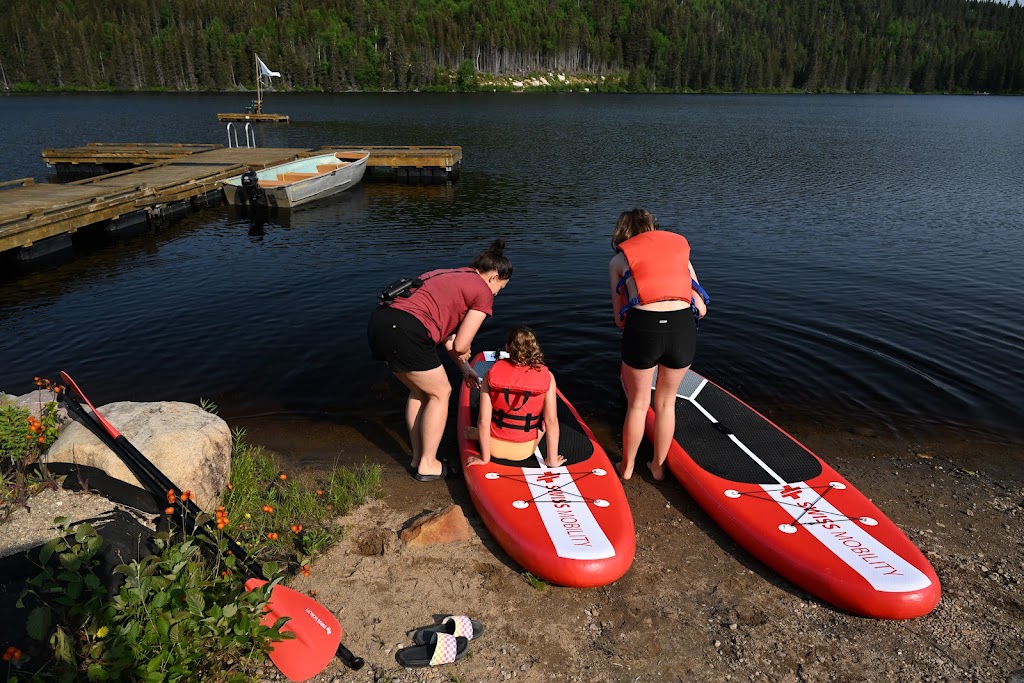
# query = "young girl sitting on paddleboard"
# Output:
<box><xmin>610</xmin><ymin>208</ymin><xmax>707</xmax><ymax>481</ymax></box>
<box><xmin>465</xmin><ymin>327</ymin><xmax>566</xmax><ymax>469</ymax></box>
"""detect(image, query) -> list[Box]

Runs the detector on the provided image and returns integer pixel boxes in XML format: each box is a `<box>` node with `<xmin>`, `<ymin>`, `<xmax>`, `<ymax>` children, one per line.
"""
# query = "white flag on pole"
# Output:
<box><xmin>257</xmin><ymin>55</ymin><xmax>281</xmax><ymax>80</ymax></box>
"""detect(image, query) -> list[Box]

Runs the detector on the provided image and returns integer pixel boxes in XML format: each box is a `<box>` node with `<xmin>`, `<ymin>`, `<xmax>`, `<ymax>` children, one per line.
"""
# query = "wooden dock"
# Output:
<box><xmin>216</xmin><ymin>113</ymin><xmax>290</xmax><ymax>123</ymax></box>
<box><xmin>3</xmin><ymin>144</ymin><xmax>462</xmax><ymax>260</ymax></box>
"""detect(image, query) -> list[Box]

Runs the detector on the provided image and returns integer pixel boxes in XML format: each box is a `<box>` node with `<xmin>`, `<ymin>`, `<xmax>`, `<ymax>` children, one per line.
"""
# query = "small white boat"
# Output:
<box><xmin>222</xmin><ymin>150</ymin><xmax>369</xmax><ymax>208</ymax></box>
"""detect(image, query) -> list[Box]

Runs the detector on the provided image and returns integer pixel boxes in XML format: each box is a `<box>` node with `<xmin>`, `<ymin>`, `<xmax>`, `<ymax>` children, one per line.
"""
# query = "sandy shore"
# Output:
<box><xmin>235</xmin><ymin>417</ymin><xmax>1023</xmax><ymax>683</ymax></box>
<box><xmin>4</xmin><ymin>414</ymin><xmax>1021</xmax><ymax>682</ymax></box>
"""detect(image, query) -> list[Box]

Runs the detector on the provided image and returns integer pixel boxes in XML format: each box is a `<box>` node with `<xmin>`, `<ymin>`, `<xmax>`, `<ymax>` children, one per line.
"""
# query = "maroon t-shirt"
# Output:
<box><xmin>390</xmin><ymin>268</ymin><xmax>494</xmax><ymax>343</ymax></box>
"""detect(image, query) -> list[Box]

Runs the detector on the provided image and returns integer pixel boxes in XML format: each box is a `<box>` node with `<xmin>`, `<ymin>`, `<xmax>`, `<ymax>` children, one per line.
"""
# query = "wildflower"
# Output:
<box><xmin>165</xmin><ymin>506</ymin><xmax>176</xmax><ymax>515</ymax></box>
<box><xmin>96</xmin><ymin>626</ymin><xmax>109</xmax><ymax>639</ymax></box>
<box><xmin>181</xmin><ymin>490</ymin><xmax>192</xmax><ymax>502</ymax></box>
<box><xmin>166</xmin><ymin>489</ymin><xmax>176</xmax><ymax>504</ymax></box>
<box><xmin>290</xmin><ymin>524</ymin><xmax>303</xmax><ymax>534</ymax></box>
<box><xmin>262</xmin><ymin>505</ymin><xmax>274</xmax><ymax>514</ymax></box>
<box><xmin>309</xmin><ymin>589</ymin><xmax>317</xmax><ymax>597</ymax></box>
<box><xmin>227</xmin><ymin>483</ymin><xmax>234</xmax><ymax>491</ymax></box>
<box><xmin>266</xmin><ymin>532</ymin><xmax>278</xmax><ymax>540</ymax></box>
<box><xmin>316</xmin><ymin>489</ymin><xmax>324</xmax><ymax>496</ymax></box>
<box><xmin>300</xmin><ymin>565</ymin><xmax>311</xmax><ymax>577</ymax></box>
<box><xmin>38</xmin><ymin>436</ymin><xmax>45</xmax><ymax>444</ymax></box>
<box><xmin>215</xmin><ymin>506</ymin><xmax>229</xmax><ymax>529</ymax></box>
<box><xmin>244</xmin><ymin>513</ymin><xmax>251</xmax><ymax>519</ymax></box>
<box><xmin>221</xmin><ymin>569</ymin><xmax>232</xmax><ymax>577</ymax></box>
<box><xmin>2</xmin><ymin>645</ymin><xmax>21</xmax><ymax>661</ymax></box>
<box><xmin>278</xmin><ymin>473</ymin><xmax>288</xmax><ymax>481</ymax></box>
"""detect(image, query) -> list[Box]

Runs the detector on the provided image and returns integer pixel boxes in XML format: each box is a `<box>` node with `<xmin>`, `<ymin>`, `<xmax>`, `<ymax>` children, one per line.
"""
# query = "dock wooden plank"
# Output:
<box><xmin>315</xmin><ymin>145</ymin><xmax>462</xmax><ymax>168</ymax></box>
<box><xmin>43</xmin><ymin>143</ymin><xmax>222</xmax><ymax>166</ymax></box>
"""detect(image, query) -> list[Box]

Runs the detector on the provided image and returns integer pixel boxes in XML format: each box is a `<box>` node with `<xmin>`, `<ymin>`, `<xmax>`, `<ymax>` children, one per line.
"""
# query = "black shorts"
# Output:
<box><xmin>367</xmin><ymin>306</ymin><xmax>441</xmax><ymax>373</ymax></box>
<box><xmin>621</xmin><ymin>308</ymin><xmax>696</xmax><ymax>370</ymax></box>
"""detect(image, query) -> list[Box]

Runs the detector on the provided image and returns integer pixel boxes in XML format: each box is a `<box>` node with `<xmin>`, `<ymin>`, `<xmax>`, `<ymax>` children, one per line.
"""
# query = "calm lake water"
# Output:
<box><xmin>1</xmin><ymin>93</ymin><xmax>1022</xmax><ymax>463</ymax></box>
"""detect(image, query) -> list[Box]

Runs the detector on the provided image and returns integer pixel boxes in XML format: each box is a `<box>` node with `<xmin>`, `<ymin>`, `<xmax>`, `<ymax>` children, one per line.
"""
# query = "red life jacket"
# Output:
<box><xmin>616</xmin><ymin>230</ymin><xmax>691</xmax><ymax>319</ymax></box>
<box><xmin>486</xmin><ymin>359</ymin><xmax>551</xmax><ymax>443</ymax></box>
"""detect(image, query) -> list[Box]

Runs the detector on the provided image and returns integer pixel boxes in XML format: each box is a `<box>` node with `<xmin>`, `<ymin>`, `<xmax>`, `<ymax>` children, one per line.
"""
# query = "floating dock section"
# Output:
<box><xmin>216</xmin><ymin>113</ymin><xmax>290</xmax><ymax>123</ymax></box>
<box><xmin>2</xmin><ymin>143</ymin><xmax>462</xmax><ymax>261</ymax></box>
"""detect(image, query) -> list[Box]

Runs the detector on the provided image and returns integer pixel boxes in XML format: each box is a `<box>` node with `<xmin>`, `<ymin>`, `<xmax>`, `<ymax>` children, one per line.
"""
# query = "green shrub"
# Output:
<box><xmin>1</xmin><ymin>381</ymin><xmax>62</xmax><ymax>523</ymax></box>
<box><xmin>17</xmin><ymin>518</ymin><xmax>286</xmax><ymax>682</ymax></box>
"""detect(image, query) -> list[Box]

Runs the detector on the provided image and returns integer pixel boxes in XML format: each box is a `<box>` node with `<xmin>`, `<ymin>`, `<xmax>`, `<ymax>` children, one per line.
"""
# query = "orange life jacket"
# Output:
<box><xmin>616</xmin><ymin>230</ymin><xmax>692</xmax><ymax>320</ymax></box>
<box><xmin>486</xmin><ymin>359</ymin><xmax>551</xmax><ymax>443</ymax></box>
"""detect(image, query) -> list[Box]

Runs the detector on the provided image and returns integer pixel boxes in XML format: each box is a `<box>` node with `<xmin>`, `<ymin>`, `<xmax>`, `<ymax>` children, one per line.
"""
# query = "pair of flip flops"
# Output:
<box><xmin>395</xmin><ymin>615</ymin><xmax>485</xmax><ymax>668</ymax></box>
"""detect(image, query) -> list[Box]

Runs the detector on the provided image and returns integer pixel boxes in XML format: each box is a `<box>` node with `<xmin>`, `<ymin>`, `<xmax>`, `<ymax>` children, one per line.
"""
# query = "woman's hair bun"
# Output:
<box><xmin>488</xmin><ymin>238</ymin><xmax>507</xmax><ymax>256</ymax></box>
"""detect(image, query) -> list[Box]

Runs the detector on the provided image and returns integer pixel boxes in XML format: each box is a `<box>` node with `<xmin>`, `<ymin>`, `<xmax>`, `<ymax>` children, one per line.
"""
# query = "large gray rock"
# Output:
<box><xmin>44</xmin><ymin>401</ymin><xmax>231</xmax><ymax>512</ymax></box>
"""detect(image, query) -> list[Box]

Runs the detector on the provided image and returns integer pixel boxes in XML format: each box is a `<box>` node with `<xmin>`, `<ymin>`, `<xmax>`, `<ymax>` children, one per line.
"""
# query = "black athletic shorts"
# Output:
<box><xmin>367</xmin><ymin>306</ymin><xmax>441</xmax><ymax>373</ymax></box>
<box><xmin>621</xmin><ymin>308</ymin><xmax>696</xmax><ymax>370</ymax></box>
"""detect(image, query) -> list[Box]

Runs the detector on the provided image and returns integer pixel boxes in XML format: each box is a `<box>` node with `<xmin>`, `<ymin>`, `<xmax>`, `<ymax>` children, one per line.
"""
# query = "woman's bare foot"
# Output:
<box><xmin>615</xmin><ymin>461</ymin><xmax>633</xmax><ymax>480</ymax></box>
<box><xmin>647</xmin><ymin>460</ymin><xmax>666</xmax><ymax>482</ymax></box>
<box><xmin>463</xmin><ymin>426</ymin><xmax>479</xmax><ymax>441</ymax></box>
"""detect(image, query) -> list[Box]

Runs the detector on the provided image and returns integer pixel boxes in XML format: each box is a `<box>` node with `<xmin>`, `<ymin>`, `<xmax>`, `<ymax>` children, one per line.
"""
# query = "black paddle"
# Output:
<box><xmin>59</xmin><ymin>372</ymin><xmax>365</xmax><ymax>677</ymax></box>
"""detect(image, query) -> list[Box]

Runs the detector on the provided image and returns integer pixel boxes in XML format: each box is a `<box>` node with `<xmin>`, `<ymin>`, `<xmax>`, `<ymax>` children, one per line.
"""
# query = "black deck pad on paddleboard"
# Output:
<box><xmin>470</xmin><ymin>360</ymin><xmax>593</xmax><ymax>466</ymax></box>
<box><xmin>673</xmin><ymin>372</ymin><xmax>822</xmax><ymax>485</ymax></box>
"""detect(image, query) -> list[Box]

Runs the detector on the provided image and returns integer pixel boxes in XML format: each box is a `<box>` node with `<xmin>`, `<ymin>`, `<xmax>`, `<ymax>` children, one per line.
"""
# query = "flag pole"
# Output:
<box><xmin>255</xmin><ymin>53</ymin><xmax>262</xmax><ymax>114</ymax></box>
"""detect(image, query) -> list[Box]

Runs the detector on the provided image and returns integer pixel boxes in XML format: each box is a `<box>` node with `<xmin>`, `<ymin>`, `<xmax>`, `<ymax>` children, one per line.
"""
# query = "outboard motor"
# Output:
<box><xmin>239</xmin><ymin>169</ymin><xmax>262</xmax><ymax>206</ymax></box>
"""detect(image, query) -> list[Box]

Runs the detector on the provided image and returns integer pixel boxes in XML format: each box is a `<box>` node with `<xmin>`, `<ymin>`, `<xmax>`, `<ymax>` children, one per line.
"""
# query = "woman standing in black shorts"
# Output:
<box><xmin>368</xmin><ymin>239</ymin><xmax>512</xmax><ymax>481</ymax></box>
<box><xmin>608</xmin><ymin>209</ymin><xmax>707</xmax><ymax>481</ymax></box>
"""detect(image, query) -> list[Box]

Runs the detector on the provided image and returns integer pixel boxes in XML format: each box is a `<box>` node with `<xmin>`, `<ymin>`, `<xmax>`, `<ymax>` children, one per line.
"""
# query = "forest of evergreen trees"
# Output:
<box><xmin>1</xmin><ymin>0</ymin><xmax>1022</xmax><ymax>94</ymax></box>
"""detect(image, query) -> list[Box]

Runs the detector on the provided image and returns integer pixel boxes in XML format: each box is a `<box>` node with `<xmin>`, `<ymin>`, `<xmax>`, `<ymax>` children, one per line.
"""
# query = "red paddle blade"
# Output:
<box><xmin>245</xmin><ymin>578</ymin><xmax>342</xmax><ymax>682</ymax></box>
<box><xmin>59</xmin><ymin>371</ymin><xmax>123</xmax><ymax>438</ymax></box>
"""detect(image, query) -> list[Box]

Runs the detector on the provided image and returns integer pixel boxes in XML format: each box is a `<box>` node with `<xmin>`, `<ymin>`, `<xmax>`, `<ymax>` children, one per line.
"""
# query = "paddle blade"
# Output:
<box><xmin>245</xmin><ymin>578</ymin><xmax>342</xmax><ymax>682</ymax></box>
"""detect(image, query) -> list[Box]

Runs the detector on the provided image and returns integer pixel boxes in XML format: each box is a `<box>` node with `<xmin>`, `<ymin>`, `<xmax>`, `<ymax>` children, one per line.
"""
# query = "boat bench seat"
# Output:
<box><xmin>255</xmin><ymin>179</ymin><xmax>288</xmax><ymax>187</ymax></box>
<box><xmin>277</xmin><ymin>172</ymin><xmax>318</xmax><ymax>182</ymax></box>
<box><xmin>316</xmin><ymin>164</ymin><xmax>342</xmax><ymax>174</ymax></box>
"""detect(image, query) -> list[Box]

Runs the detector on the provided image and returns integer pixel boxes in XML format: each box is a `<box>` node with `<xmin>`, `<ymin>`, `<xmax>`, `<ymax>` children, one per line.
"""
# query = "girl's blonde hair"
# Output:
<box><xmin>611</xmin><ymin>208</ymin><xmax>658</xmax><ymax>249</ymax></box>
<box><xmin>506</xmin><ymin>326</ymin><xmax>545</xmax><ymax>368</ymax></box>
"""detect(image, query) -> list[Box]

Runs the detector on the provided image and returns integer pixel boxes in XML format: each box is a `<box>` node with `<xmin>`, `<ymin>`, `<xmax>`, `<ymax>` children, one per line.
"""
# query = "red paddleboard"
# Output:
<box><xmin>650</xmin><ymin>369</ymin><xmax>941</xmax><ymax>619</ymax></box>
<box><xmin>458</xmin><ymin>351</ymin><xmax>635</xmax><ymax>588</ymax></box>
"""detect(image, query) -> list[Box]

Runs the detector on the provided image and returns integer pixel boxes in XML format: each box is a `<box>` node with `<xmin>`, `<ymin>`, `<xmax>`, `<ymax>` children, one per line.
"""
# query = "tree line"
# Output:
<box><xmin>1</xmin><ymin>0</ymin><xmax>1022</xmax><ymax>94</ymax></box>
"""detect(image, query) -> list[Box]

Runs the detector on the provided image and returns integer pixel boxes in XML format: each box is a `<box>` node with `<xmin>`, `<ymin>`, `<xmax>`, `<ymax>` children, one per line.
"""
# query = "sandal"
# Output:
<box><xmin>412</xmin><ymin>615</ymin><xmax>485</xmax><ymax>645</ymax></box>
<box><xmin>395</xmin><ymin>632</ymin><xmax>469</xmax><ymax>667</ymax></box>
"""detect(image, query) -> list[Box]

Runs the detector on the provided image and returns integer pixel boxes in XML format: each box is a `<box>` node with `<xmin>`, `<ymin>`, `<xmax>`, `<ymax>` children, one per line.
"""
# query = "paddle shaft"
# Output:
<box><xmin>59</xmin><ymin>375</ymin><xmax>365</xmax><ymax>671</ymax></box>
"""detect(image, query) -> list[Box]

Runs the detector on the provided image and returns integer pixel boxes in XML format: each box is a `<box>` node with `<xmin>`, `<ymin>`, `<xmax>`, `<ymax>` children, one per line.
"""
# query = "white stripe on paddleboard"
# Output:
<box><xmin>522</xmin><ymin>467</ymin><xmax>615</xmax><ymax>560</ymax></box>
<box><xmin>673</xmin><ymin>376</ymin><xmax>787</xmax><ymax>486</ymax></box>
<box><xmin>764</xmin><ymin>483</ymin><xmax>933</xmax><ymax>592</ymax></box>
